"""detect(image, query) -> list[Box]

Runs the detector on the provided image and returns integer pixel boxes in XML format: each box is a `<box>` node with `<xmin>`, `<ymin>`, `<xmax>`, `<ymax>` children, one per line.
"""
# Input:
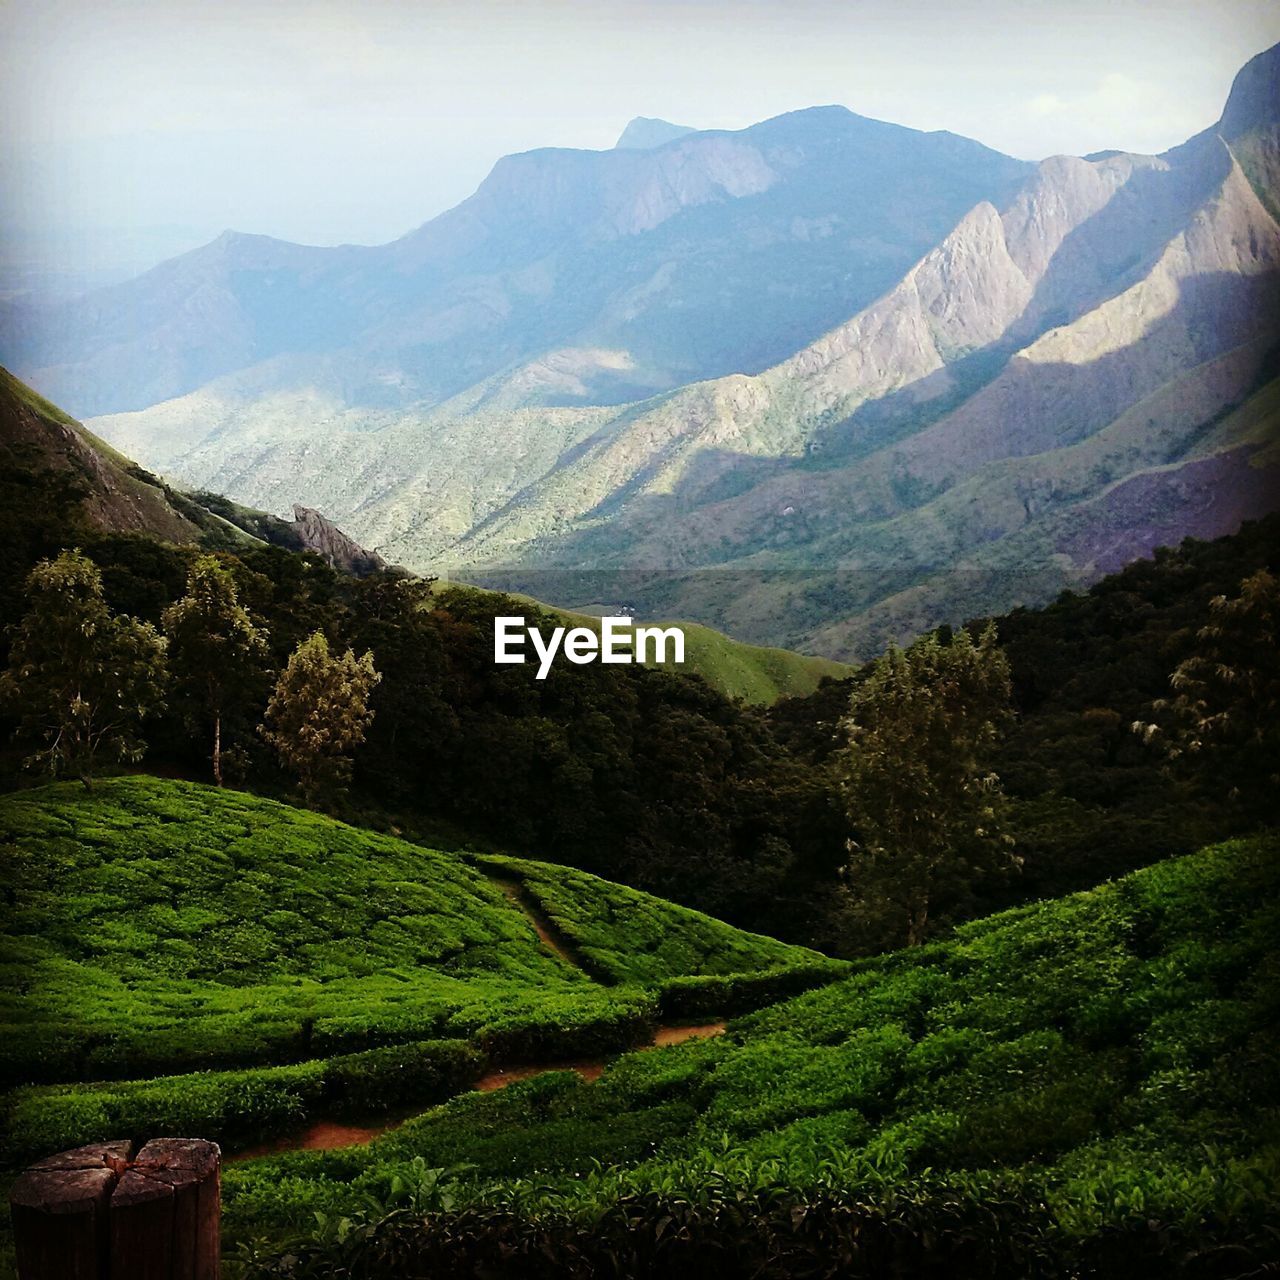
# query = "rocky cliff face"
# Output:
<box><xmin>284</xmin><ymin>505</ymin><xmax>386</xmax><ymax>575</ymax></box>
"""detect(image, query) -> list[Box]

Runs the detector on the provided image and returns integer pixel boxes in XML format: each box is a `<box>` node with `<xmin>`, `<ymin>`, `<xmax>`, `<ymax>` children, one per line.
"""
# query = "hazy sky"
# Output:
<box><xmin>3</xmin><ymin>0</ymin><xmax>1279</xmax><ymax>276</ymax></box>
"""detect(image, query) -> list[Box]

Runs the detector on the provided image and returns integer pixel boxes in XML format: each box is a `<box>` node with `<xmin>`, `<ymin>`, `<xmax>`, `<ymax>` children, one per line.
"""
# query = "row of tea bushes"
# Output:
<box><xmin>4</xmin><ymin>1039</ymin><xmax>484</xmax><ymax>1163</ymax></box>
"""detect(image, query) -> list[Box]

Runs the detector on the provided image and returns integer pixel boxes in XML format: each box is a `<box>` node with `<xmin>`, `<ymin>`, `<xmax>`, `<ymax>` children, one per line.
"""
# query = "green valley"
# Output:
<box><xmin>0</xmin><ymin>48</ymin><xmax>1277</xmax><ymax>1270</ymax></box>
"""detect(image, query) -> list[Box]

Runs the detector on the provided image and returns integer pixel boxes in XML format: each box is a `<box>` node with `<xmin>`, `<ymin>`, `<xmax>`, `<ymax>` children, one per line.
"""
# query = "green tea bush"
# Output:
<box><xmin>221</xmin><ymin>836</ymin><xmax>1280</xmax><ymax>1276</ymax></box>
<box><xmin>5</xmin><ymin>1040</ymin><xmax>487</xmax><ymax>1164</ymax></box>
<box><xmin>5</xmin><ymin>1061</ymin><xmax>326</xmax><ymax>1163</ymax></box>
<box><xmin>322</xmin><ymin>1040</ymin><xmax>484</xmax><ymax>1116</ymax></box>
<box><xmin>476</xmin><ymin>855</ymin><xmax>836</xmax><ymax>985</ymax></box>
<box><xmin>655</xmin><ymin>962</ymin><xmax>848</xmax><ymax>1019</ymax></box>
<box><xmin>1</xmin><ymin>779</ymin><xmax>819</xmax><ymax>1089</ymax></box>
<box><xmin>448</xmin><ymin>989</ymin><xmax>657</xmax><ymax>1061</ymax></box>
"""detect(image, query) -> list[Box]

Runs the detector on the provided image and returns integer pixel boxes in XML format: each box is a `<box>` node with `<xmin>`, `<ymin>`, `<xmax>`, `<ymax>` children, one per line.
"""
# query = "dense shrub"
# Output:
<box><xmin>0</xmin><ymin>778</ymin><xmax>821</xmax><ymax>1088</ymax></box>
<box><xmin>4</xmin><ymin>1040</ymin><xmax>488</xmax><ymax>1164</ymax></box>
<box><xmin>227</xmin><ymin>1162</ymin><xmax>1280</xmax><ymax>1279</ymax></box>
<box><xmin>5</xmin><ymin>1061</ymin><xmax>327</xmax><ymax>1164</ymax></box>
<box><xmin>220</xmin><ymin>837</ymin><xmax>1280</xmax><ymax>1276</ymax></box>
<box><xmin>321</xmin><ymin>1040</ymin><xmax>485</xmax><ymax>1117</ymax></box>
<box><xmin>479</xmin><ymin>856</ymin><xmax>833</xmax><ymax>985</ymax></box>
<box><xmin>655</xmin><ymin>963</ymin><xmax>848</xmax><ymax>1019</ymax></box>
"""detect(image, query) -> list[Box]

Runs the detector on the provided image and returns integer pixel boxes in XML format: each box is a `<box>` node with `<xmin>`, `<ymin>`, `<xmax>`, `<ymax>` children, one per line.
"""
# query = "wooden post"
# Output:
<box><xmin>10</xmin><ymin>1138</ymin><xmax>221</xmax><ymax>1280</ymax></box>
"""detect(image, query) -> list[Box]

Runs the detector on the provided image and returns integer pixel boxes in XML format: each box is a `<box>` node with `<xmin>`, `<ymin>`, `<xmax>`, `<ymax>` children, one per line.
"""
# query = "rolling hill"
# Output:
<box><xmin>0</xmin><ymin>775</ymin><xmax>842</xmax><ymax>1161</ymax></box>
<box><xmin>498</xmin><ymin>595</ymin><xmax>852</xmax><ymax>702</ymax></box>
<box><xmin>217</xmin><ymin>832</ymin><xmax>1280</xmax><ymax>1275</ymax></box>
<box><xmin>1</xmin><ymin>366</ymin><xmax>842</xmax><ymax>702</ymax></box>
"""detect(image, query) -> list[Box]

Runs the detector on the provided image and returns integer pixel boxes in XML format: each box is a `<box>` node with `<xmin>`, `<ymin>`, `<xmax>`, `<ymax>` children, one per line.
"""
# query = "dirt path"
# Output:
<box><xmin>490</xmin><ymin>876</ymin><xmax>591</xmax><ymax>973</ymax></box>
<box><xmin>235</xmin><ymin>1120</ymin><xmax>392</xmax><ymax>1160</ymax></box>
<box><xmin>228</xmin><ymin>1020</ymin><xmax>728</xmax><ymax>1162</ymax></box>
<box><xmin>474</xmin><ymin>1059</ymin><xmax>605</xmax><ymax>1091</ymax></box>
<box><xmin>231</xmin><ymin>873</ymin><xmax>729</xmax><ymax>1161</ymax></box>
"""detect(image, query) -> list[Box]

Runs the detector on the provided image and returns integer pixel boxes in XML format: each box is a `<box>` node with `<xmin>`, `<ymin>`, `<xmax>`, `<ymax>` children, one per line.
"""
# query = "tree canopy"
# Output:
<box><xmin>1</xmin><ymin>549</ymin><xmax>167</xmax><ymax>786</ymax></box>
<box><xmin>163</xmin><ymin>554</ymin><xmax>269</xmax><ymax>786</ymax></box>
<box><xmin>262</xmin><ymin>630</ymin><xmax>381</xmax><ymax>807</ymax></box>
<box><xmin>837</xmin><ymin>625</ymin><xmax>1016</xmax><ymax>948</ymax></box>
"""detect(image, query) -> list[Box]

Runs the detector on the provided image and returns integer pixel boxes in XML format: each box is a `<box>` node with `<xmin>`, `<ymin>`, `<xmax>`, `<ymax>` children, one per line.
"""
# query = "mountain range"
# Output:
<box><xmin>4</xmin><ymin>44</ymin><xmax>1279</xmax><ymax>658</ymax></box>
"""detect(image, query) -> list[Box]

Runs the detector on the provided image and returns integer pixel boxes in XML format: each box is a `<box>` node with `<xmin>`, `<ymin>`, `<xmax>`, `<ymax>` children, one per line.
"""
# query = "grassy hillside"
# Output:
<box><xmin>456</xmin><ymin>586</ymin><xmax>853</xmax><ymax>704</ymax></box>
<box><xmin>220</xmin><ymin>834</ymin><xmax>1280</xmax><ymax>1276</ymax></box>
<box><xmin>649</xmin><ymin>616</ymin><xmax>851</xmax><ymax>703</ymax></box>
<box><xmin>0</xmin><ymin>365</ymin><xmax>224</xmax><ymax>547</ymax></box>
<box><xmin>479</xmin><ymin>855</ymin><xmax>817</xmax><ymax>988</ymax></box>
<box><xmin>0</xmin><ymin>366</ymin><xmax>270</xmax><ymax>555</ymax></box>
<box><xmin>0</xmin><ymin>777</ymin><xmax>841</xmax><ymax>1161</ymax></box>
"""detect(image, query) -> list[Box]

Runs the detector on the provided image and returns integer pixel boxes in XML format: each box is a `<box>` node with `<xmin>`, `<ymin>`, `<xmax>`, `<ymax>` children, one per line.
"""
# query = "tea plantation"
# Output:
<box><xmin>0</xmin><ymin>777</ymin><xmax>838</xmax><ymax>1164</ymax></box>
<box><xmin>220</xmin><ymin>834</ymin><xmax>1280</xmax><ymax>1278</ymax></box>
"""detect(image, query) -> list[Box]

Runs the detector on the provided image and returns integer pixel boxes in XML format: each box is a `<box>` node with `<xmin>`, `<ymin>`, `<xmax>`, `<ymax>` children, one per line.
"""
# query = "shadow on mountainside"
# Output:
<box><xmin>467</xmin><ymin>269</ymin><xmax>1280</xmax><ymax>655</ymax></box>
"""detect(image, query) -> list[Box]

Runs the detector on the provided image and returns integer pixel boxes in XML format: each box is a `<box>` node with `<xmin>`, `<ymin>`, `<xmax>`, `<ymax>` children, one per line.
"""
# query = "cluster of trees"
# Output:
<box><xmin>1</xmin><ymin>503</ymin><xmax>1275</xmax><ymax>956</ymax></box>
<box><xmin>773</xmin><ymin>516</ymin><xmax>1280</xmax><ymax>935</ymax></box>
<box><xmin>1</xmin><ymin>550</ymin><xmax>380</xmax><ymax>805</ymax></box>
<box><xmin>1137</xmin><ymin>567</ymin><xmax>1279</xmax><ymax>819</ymax></box>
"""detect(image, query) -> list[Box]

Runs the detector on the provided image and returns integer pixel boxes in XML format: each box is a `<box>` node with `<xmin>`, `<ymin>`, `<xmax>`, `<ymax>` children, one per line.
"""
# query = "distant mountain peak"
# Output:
<box><xmin>1219</xmin><ymin>40</ymin><xmax>1280</xmax><ymax>140</ymax></box>
<box><xmin>614</xmin><ymin>117</ymin><xmax>697</xmax><ymax>150</ymax></box>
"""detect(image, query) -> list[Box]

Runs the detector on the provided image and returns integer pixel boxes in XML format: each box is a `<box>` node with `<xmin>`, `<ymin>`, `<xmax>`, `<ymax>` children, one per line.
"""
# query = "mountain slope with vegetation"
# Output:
<box><xmin>3</xmin><ymin>362</ymin><xmax>1277</xmax><ymax>951</ymax></box>
<box><xmin>0</xmin><ymin>366</ymin><xmax>847</xmax><ymax>706</ymax></box>
<box><xmin>220</xmin><ymin>833</ymin><xmax>1280</xmax><ymax>1276</ymax></box>
<box><xmin>0</xmin><ymin>365</ymin><xmax>228</xmax><ymax>547</ymax></box>
<box><xmin>0</xmin><ymin>365</ymin><xmax>387</xmax><ymax>606</ymax></box>
<box><xmin>0</xmin><ymin>365</ymin><xmax>1276</xmax><ymax>1278</ymax></box>
<box><xmin>75</xmin><ymin>43</ymin><xmax>1280</xmax><ymax>656</ymax></box>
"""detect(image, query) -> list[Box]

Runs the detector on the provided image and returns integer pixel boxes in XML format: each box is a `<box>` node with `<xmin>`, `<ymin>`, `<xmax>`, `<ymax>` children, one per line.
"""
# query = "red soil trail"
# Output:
<box><xmin>235</xmin><ymin>1120</ymin><xmax>395</xmax><ymax>1160</ymax></box>
<box><xmin>230</xmin><ymin>1021</ymin><xmax>728</xmax><ymax>1162</ymax></box>
<box><xmin>490</xmin><ymin>877</ymin><xmax>584</xmax><ymax>970</ymax></box>
<box><xmin>474</xmin><ymin>1059</ymin><xmax>606</xmax><ymax>1091</ymax></box>
<box><xmin>652</xmin><ymin>1022</ymin><xmax>725</xmax><ymax>1047</ymax></box>
<box><xmin>232</xmin><ymin>863</ymin><xmax>730</xmax><ymax>1160</ymax></box>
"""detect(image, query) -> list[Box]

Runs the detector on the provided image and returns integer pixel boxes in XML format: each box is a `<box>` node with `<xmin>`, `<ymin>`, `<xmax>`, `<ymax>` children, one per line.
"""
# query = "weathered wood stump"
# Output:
<box><xmin>9</xmin><ymin>1138</ymin><xmax>220</xmax><ymax>1280</ymax></box>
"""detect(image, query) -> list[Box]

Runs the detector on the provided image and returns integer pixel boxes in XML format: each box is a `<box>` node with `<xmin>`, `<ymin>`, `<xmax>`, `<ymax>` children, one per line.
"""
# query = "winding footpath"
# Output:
<box><xmin>232</xmin><ymin>875</ymin><xmax>727</xmax><ymax>1160</ymax></box>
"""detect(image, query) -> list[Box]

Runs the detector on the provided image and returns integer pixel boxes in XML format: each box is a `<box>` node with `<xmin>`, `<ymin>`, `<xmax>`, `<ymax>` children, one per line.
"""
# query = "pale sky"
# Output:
<box><xmin>3</xmin><ymin>0</ymin><xmax>1279</xmax><ymax>280</ymax></box>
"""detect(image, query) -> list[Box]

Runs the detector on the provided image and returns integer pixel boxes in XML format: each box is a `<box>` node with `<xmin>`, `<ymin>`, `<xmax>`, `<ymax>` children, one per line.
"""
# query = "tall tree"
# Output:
<box><xmin>162</xmin><ymin>554</ymin><xmax>269</xmax><ymax>786</ymax></box>
<box><xmin>262</xmin><ymin>630</ymin><xmax>380</xmax><ymax>806</ymax></box>
<box><xmin>0</xmin><ymin>549</ymin><xmax>167</xmax><ymax>787</ymax></box>
<box><xmin>1138</xmin><ymin>568</ymin><xmax>1280</xmax><ymax>817</ymax></box>
<box><xmin>838</xmin><ymin>625</ymin><xmax>1017</xmax><ymax>949</ymax></box>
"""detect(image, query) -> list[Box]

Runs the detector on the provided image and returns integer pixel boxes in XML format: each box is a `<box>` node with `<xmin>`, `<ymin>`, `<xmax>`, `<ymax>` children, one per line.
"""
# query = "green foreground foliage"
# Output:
<box><xmin>221</xmin><ymin>834</ymin><xmax>1280</xmax><ymax>1277</ymax></box>
<box><xmin>0</xmin><ymin>776</ymin><xmax>836</xmax><ymax>1160</ymax></box>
